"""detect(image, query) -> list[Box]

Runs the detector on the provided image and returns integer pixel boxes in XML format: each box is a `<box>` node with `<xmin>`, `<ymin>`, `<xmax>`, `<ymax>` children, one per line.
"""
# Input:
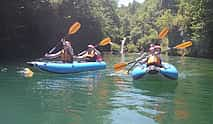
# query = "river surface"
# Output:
<box><xmin>0</xmin><ymin>54</ymin><xmax>213</xmax><ymax>124</ymax></box>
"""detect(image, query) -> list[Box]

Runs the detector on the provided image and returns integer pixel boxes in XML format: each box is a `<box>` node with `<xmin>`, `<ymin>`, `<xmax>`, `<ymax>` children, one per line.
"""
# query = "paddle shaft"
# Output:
<box><xmin>127</xmin><ymin>61</ymin><xmax>138</xmax><ymax>74</ymax></box>
<box><xmin>127</xmin><ymin>53</ymin><xmax>148</xmax><ymax>73</ymax></box>
<box><xmin>48</xmin><ymin>42</ymin><xmax>62</xmax><ymax>54</ymax></box>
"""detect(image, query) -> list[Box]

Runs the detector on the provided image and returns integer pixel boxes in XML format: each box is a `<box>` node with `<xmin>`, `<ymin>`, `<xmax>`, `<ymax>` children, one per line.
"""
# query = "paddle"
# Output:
<box><xmin>127</xmin><ymin>53</ymin><xmax>147</xmax><ymax>74</ymax></box>
<box><xmin>114</xmin><ymin>41</ymin><xmax>193</xmax><ymax>72</ymax></box>
<box><xmin>158</xmin><ymin>27</ymin><xmax>169</xmax><ymax>39</ymax></box>
<box><xmin>174</xmin><ymin>41</ymin><xmax>192</xmax><ymax>49</ymax></box>
<box><xmin>163</xmin><ymin>41</ymin><xmax>193</xmax><ymax>52</ymax></box>
<box><xmin>98</xmin><ymin>37</ymin><xmax>112</xmax><ymax>46</ymax></box>
<box><xmin>68</xmin><ymin>22</ymin><xmax>81</xmax><ymax>35</ymax></box>
<box><xmin>114</xmin><ymin>60</ymin><xmax>136</xmax><ymax>72</ymax></box>
<box><xmin>48</xmin><ymin>22</ymin><xmax>81</xmax><ymax>54</ymax></box>
<box><xmin>48</xmin><ymin>38</ymin><xmax>64</xmax><ymax>54</ymax></box>
<box><xmin>114</xmin><ymin>53</ymin><xmax>147</xmax><ymax>72</ymax></box>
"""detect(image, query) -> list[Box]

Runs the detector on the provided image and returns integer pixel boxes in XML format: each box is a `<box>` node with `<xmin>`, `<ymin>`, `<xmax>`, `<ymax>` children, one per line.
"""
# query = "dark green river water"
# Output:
<box><xmin>0</xmin><ymin>54</ymin><xmax>213</xmax><ymax>124</ymax></box>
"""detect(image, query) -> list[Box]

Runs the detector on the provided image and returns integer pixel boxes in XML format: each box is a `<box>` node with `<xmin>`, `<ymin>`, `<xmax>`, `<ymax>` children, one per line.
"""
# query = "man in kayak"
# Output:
<box><xmin>77</xmin><ymin>44</ymin><xmax>103</xmax><ymax>62</ymax></box>
<box><xmin>44</xmin><ymin>38</ymin><xmax>74</xmax><ymax>63</ymax></box>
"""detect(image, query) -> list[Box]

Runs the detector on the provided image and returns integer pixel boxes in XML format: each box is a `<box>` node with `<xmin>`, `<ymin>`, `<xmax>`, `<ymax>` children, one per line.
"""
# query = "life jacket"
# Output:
<box><xmin>61</xmin><ymin>49</ymin><xmax>73</xmax><ymax>63</ymax></box>
<box><xmin>85</xmin><ymin>49</ymin><xmax>95</xmax><ymax>58</ymax></box>
<box><xmin>80</xmin><ymin>49</ymin><xmax>96</xmax><ymax>62</ymax></box>
<box><xmin>83</xmin><ymin>48</ymin><xmax>103</xmax><ymax>62</ymax></box>
<box><xmin>147</xmin><ymin>55</ymin><xmax>161</xmax><ymax>66</ymax></box>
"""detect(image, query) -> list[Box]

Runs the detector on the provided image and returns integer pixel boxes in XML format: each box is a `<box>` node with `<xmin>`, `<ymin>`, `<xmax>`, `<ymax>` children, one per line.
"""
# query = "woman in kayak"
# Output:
<box><xmin>45</xmin><ymin>38</ymin><xmax>74</xmax><ymax>63</ymax></box>
<box><xmin>78</xmin><ymin>44</ymin><xmax>103</xmax><ymax>62</ymax></box>
<box><xmin>147</xmin><ymin>43</ymin><xmax>162</xmax><ymax>67</ymax></box>
<box><xmin>137</xmin><ymin>43</ymin><xmax>162</xmax><ymax>67</ymax></box>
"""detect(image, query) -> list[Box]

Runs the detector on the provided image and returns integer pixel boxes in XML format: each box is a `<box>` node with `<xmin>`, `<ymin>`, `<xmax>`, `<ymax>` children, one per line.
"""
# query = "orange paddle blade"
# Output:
<box><xmin>114</xmin><ymin>62</ymin><xmax>127</xmax><ymax>71</ymax></box>
<box><xmin>159</xmin><ymin>27</ymin><xmax>169</xmax><ymax>39</ymax></box>
<box><xmin>174</xmin><ymin>41</ymin><xmax>192</xmax><ymax>49</ymax></box>
<box><xmin>99</xmin><ymin>37</ymin><xmax>111</xmax><ymax>46</ymax></box>
<box><xmin>68</xmin><ymin>22</ymin><xmax>81</xmax><ymax>35</ymax></box>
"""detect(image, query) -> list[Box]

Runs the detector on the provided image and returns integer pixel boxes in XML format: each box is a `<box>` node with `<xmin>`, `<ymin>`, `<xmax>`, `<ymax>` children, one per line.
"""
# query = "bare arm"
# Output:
<box><xmin>45</xmin><ymin>51</ymin><xmax>61</xmax><ymax>59</ymax></box>
<box><xmin>78</xmin><ymin>50</ymin><xmax>86</xmax><ymax>56</ymax></box>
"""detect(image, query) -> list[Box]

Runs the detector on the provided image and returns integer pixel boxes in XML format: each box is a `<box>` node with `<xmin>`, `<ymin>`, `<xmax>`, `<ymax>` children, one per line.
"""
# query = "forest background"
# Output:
<box><xmin>0</xmin><ymin>0</ymin><xmax>212</xmax><ymax>59</ymax></box>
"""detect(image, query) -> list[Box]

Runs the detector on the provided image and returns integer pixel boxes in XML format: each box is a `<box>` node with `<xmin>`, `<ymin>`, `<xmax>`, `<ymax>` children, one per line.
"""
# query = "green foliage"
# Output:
<box><xmin>89</xmin><ymin>0</ymin><xmax>120</xmax><ymax>40</ymax></box>
<box><xmin>111</xmin><ymin>43</ymin><xmax>120</xmax><ymax>51</ymax></box>
<box><xmin>161</xmin><ymin>37</ymin><xmax>169</xmax><ymax>51</ymax></box>
<box><xmin>137</xmin><ymin>37</ymin><xmax>146</xmax><ymax>48</ymax></box>
<box><xmin>0</xmin><ymin>0</ymin><xmax>212</xmax><ymax>58</ymax></box>
<box><xmin>127</xmin><ymin>42</ymin><xmax>138</xmax><ymax>53</ymax></box>
<box><xmin>155</xmin><ymin>9</ymin><xmax>174</xmax><ymax>28</ymax></box>
<box><xmin>115</xmin><ymin>0</ymin><xmax>213</xmax><ymax>57</ymax></box>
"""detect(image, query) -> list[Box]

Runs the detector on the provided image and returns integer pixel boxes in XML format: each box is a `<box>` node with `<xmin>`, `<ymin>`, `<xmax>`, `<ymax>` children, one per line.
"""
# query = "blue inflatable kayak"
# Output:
<box><xmin>130</xmin><ymin>62</ymin><xmax>178</xmax><ymax>80</ymax></box>
<box><xmin>27</xmin><ymin>61</ymin><xmax>106</xmax><ymax>74</ymax></box>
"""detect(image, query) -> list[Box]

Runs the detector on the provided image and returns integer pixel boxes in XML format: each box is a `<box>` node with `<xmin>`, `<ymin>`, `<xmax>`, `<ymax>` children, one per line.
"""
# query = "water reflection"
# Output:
<box><xmin>108</xmin><ymin>71</ymin><xmax>177</xmax><ymax>124</ymax></box>
<box><xmin>160</xmin><ymin>57</ymin><xmax>213</xmax><ymax>124</ymax></box>
<box><xmin>1</xmin><ymin>55</ymin><xmax>213</xmax><ymax>124</ymax></box>
<box><xmin>27</xmin><ymin>70</ymin><xmax>112</xmax><ymax>124</ymax></box>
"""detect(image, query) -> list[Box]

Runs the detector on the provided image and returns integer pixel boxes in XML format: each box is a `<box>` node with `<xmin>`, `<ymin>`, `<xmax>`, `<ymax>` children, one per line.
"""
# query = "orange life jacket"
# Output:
<box><xmin>83</xmin><ymin>49</ymin><xmax>96</xmax><ymax>58</ymax></box>
<box><xmin>147</xmin><ymin>55</ymin><xmax>161</xmax><ymax>66</ymax></box>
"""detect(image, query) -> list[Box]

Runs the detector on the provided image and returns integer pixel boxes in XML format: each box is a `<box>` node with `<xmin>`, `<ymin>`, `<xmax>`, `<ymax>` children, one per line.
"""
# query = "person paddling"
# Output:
<box><xmin>78</xmin><ymin>44</ymin><xmax>102</xmax><ymax>62</ymax></box>
<box><xmin>146</xmin><ymin>43</ymin><xmax>162</xmax><ymax>67</ymax></box>
<box><xmin>44</xmin><ymin>38</ymin><xmax>74</xmax><ymax>63</ymax></box>
<box><xmin>136</xmin><ymin>43</ymin><xmax>162</xmax><ymax>67</ymax></box>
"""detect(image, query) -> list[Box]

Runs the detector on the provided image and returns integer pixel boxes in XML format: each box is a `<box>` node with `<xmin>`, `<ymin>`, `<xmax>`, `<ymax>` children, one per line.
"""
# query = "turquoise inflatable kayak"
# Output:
<box><xmin>130</xmin><ymin>62</ymin><xmax>178</xmax><ymax>80</ymax></box>
<box><xmin>27</xmin><ymin>61</ymin><xmax>106</xmax><ymax>74</ymax></box>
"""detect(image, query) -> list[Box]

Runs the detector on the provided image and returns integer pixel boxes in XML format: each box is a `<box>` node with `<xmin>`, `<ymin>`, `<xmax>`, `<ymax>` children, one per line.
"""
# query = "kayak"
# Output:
<box><xmin>130</xmin><ymin>62</ymin><xmax>178</xmax><ymax>80</ymax></box>
<box><xmin>26</xmin><ymin>61</ymin><xmax>106</xmax><ymax>74</ymax></box>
